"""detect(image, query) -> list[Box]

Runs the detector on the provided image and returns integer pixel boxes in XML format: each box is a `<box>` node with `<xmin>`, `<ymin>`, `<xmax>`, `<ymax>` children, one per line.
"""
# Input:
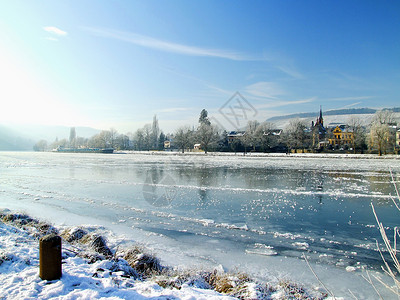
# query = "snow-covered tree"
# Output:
<box><xmin>241</xmin><ymin>120</ymin><xmax>260</xmax><ymax>153</ymax></box>
<box><xmin>174</xmin><ymin>126</ymin><xmax>193</xmax><ymax>153</ymax></box>
<box><xmin>151</xmin><ymin>115</ymin><xmax>160</xmax><ymax>150</ymax></box>
<box><xmin>282</xmin><ymin>119</ymin><xmax>309</xmax><ymax>153</ymax></box>
<box><xmin>197</xmin><ymin>123</ymin><xmax>219</xmax><ymax>154</ymax></box>
<box><xmin>347</xmin><ymin>116</ymin><xmax>366</xmax><ymax>153</ymax></box>
<box><xmin>369</xmin><ymin>110</ymin><xmax>397</xmax><ymax>156</ymax></box>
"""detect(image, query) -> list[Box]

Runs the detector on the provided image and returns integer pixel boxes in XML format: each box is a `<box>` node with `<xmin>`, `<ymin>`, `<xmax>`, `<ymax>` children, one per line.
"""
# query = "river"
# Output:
<box><xmin>0</xmin><ymin>151</ymin><xmax>399</xmax><ymax>298</ymax></box>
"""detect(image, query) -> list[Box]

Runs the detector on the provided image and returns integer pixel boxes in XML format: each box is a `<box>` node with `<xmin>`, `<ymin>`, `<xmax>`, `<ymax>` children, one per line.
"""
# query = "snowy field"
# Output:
<box><xmin>0</xmin><ymin>151</ymin><xmax>399</xmax><ymax>299</ymax></box>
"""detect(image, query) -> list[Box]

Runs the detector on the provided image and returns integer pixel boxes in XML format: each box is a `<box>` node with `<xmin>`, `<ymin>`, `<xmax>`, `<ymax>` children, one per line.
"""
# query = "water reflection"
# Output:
<box><xmin>142</xmin><ymin>166</ymin><xmax>176</xmax><ymax>207</ymax></box>
<box><xmin>132</xmin><ymin>161</ymin><xmax>398</xmax><ymax>268</ymax></box>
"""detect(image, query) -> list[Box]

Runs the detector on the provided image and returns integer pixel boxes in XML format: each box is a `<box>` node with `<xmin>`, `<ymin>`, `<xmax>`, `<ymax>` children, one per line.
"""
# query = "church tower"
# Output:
<box><xmin>318</xmin><ymin>106</ymin><xmax>323</xmax><ymax>126</ymax></box>
<box><xmin>312</xmin><ymin>106</ymin><xmax>326</xmax><ymax>149</ymax></box>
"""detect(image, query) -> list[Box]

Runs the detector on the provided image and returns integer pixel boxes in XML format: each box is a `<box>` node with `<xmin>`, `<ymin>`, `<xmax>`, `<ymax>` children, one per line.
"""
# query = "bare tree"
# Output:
<box><xmin>174</xmin><ymin>126</ymin><xmax>193</xmax><ymax>153</ymax></box>
<box><xmin>196</xmin><ymin>109</ymin><xmax>219</xmax><ymax>154</ymax></box>
<box><xmin>109</xmin><ymin>128</ymin><xmax>118</xmax><ymax>149</ymax></box>
<box><xmin>33</xmin><ymin>140</ymin><xmax>48</xmax><ymax>152</ymax></box>
<box><xmin>372</xmin><ymin>110</ymin><xmax>396</xmax><ymax>125</ymax></box>
<box><xmin>151</xmin><ymin>115</ymin><xmax>160</xmax><ymax>150</ymax></box>
<box><xmin>282</xmin><ymin>119</ymin><xmax>309</xmax><ymax>153</ymax></box>
<box><xmin>197</xmin><ymin>123</ymin><xmax>219</xmax><ymax>154</ymax></box>
<box><xmin>88</xmin><ymin>130</ymin><xmax>111</xmax><ymax>148</ymax></box>
<box><xmin>50</xmin><ymin>137</ymin><xmax>68</xmax><ymax>150</ymax></box>
<box><xmin>347</xmin><ymin>116</ymin><xmax>366</xmax><ymax>153</ymax></box>
<box><xmin>142</xmin><ymin>124</ymin><xmax>152</xmax><ymax>150</ymax></box>
<box><xmin>255</xmin><ymin>122</ymin><xmax>275</xmax><ymax>152</ymax></box>
<box><xmin>369</xmin><ymin>110</ymin><xmax>396</xmax><ymax>156</ymax></box>
<box><xmin>241</xmin><ymin>120</ymin><xmax>260</xmax><ymax>153</ymax></box>
<box><xmin>133</xmin><ymin>128</ymin><xmax>145</xmax><ymax>150</ymax></box>
<box><xmin>115</xmin><ymin>134</ymin><xmax>130</xmax><ymax>150</ymax></box>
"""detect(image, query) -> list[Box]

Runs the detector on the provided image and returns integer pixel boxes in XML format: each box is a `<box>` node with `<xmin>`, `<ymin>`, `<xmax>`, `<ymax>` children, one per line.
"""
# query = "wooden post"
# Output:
<box><xmin>39</xmin><ymin>234</ymin><xmax>62</xmax><ymax>280</ymax></box>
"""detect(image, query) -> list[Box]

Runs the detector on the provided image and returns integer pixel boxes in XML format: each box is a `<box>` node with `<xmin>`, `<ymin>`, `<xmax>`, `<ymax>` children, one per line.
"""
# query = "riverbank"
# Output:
<box><xmin>0</xmin><ymin>210</ymin><xmax>332</xmax><ymax>299</ymax></box>
<box><xmin>115</xmin><ymin>150</ymin><xmax>400</xmax><ymax>160</ymax></box>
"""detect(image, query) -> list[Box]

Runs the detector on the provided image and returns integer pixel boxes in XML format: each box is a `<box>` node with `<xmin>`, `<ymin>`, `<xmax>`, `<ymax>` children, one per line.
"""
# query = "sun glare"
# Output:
<box><xmin>0</xmin><ymin>48</ymin><xmax>87</xmax><ymax>127</ymax></box>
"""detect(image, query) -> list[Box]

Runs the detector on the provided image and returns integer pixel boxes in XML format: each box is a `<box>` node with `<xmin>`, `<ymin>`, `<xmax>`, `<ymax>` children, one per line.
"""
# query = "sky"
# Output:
<box><xmin>0</xmin><ymin>0</ymin><xmax>399</xmax><ymax>133</ymax></box>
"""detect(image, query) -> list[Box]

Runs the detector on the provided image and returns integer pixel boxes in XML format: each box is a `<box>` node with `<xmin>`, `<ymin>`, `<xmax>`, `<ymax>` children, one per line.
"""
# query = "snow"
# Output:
<box><xmin>0</xmin><ymin>219</ymin><xmax>237</xmax><ymax>300</ymax></box>
<box><xmin>1</xmin><ymin>215</ymin><xmax>339</xmax><ymax>299</ymax></box>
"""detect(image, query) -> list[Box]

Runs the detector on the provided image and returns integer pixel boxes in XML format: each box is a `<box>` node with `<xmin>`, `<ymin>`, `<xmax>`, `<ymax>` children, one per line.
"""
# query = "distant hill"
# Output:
<box><xmin>0</xmin><ymin>124</ymin><xmax>101</xmax><ymax>151</ymax></box>
<box><xmin>267</xmin><ymin>107</ymin><xmax>400</xmax><ymax>129</ymax></box>
<box><xmin>267</xmin><ymin>107</ymin><xmax>380</xmax><ymax>122</ymax></box>
<box><xmin>0</xmin><ymin>125</ymin><xmax>35</xmax><ymax>151</ymax></box>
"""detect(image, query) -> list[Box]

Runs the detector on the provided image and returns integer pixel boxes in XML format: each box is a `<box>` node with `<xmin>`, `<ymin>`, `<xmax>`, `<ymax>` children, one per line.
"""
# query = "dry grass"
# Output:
<box><xmin>79</xmin><ymin>233</ymin><xmax>113</xmax><ymax>258</ymax></box>
<box><xmin>370</xmin><ymin>169</ymin><xmax>400</xmax><ymax>297</ymax></box>
<box><xmin>0</xmin><ymin>212</ymin><xmax>58</xmax><ymax>238</ymax></box>
<box><xmin>153</xmin><ymin>269</ymin><xmax>278</xmax><ymax>299</ymax></box>
<box><xmin>278</xmin><ymin>280</ymin><xmax>328</xmax><ymax>300</ymax></box>
<box><xmin>60</xmin><ymin>227</ymin><xmax>88</xmax><ymax>243</ymax></box>
<box><xmin>122</xmin><ymin>246</ymin><xmax>163</xmax><ymax>279</ymax></box>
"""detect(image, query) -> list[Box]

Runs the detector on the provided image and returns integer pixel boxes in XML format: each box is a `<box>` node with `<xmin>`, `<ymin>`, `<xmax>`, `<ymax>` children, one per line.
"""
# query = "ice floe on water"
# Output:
<box><xmin>245</xmin><ymin>243</ymin><xmax>278</xmax><ymax>256</ymax></box>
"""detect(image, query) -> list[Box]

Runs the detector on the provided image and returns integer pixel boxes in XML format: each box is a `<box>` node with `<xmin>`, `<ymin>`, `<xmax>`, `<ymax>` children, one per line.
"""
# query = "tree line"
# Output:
<box><xmin>34</xmin><ymin>109</ymin><xmax>399</xmax><ymax>156</ymax></box>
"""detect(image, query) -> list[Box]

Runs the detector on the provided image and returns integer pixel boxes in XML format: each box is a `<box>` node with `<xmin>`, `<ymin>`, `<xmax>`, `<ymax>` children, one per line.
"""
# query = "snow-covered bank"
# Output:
<box><xmin>0</xmin><ymin>210</ymin><xmax>332</xmax><ymax>299</ymax></box>
<box><xmin>116</xmin><ymin>150</ymin><xmax>400</xmax><ymax>160</ymax></box>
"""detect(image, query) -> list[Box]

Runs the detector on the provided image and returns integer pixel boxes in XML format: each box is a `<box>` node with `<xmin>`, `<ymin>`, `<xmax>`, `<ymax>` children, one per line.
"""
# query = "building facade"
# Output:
<box><xmin>328</xmin><ymin>125</ymin><xmax>354</xmax><ymax>148</ymax></box>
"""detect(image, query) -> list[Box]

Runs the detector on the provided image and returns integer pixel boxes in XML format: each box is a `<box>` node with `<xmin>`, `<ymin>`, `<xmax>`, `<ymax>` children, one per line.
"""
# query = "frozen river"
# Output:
<box><xmin>1</xmin><ymin>151</ymin><xmax>399</xmax><ymax>298</ymax></box>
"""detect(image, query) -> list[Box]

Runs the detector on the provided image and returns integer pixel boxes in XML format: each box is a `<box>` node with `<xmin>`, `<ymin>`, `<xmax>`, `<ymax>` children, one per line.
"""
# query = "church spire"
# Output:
<box><xmin>319</xmin><ymin>106</ymin><xmax>323</xmax><ymax>126</ymax></box>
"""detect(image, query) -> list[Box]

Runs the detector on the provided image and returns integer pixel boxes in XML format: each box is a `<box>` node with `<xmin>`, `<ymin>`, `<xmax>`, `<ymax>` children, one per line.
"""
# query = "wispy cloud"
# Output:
<box><xmin>342</xmin><ymin>102</ymin><xmax>363</xmax><ymax>108</ymax></box>
<box><xmin>163</xmin><ymin>66</ymin><xmax>233</xmax><ymax>96</ymax></box>
<box><xmin>44</xmin><ymin>37</ymin><xmax>59</xmax><ymax>42</ymax></box>
<box><xmin>43</xmin><ymin>26</ymin><xmax>68</xmax><ymax>36</ymax></box>
<box><xmin>327</xmin><ymin>96</ymin><xmax>374</xmax><ymax>101</ymax></box>
<box><xmin>157</xmin><ymin>107</ymin><xmax>192</xmax><ymax>114</ymax></box>
<box><xmin>244</xmin><ymin>81</ymin><xmax>284</xmax><ymax>99</ymax></box>
<box><xmin>256</xmin><ymin>97</ymin><xmax>316</xmax><ymax>109</ymax></box>
<box><xmin>276</xmin><ymin>65</ymin><xmax>304</xmax><ymax>79</ymax></box>
<box><xmin>84</xmin><ymin>27</ymin><xmax>259</xmax><ymax>61</ymax></box>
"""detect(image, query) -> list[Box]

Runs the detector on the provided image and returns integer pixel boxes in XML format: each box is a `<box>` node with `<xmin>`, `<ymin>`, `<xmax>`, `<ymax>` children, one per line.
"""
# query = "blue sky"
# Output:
<box><xmin>0</xmin><ymin>1</ymin><xmax>399</xmax><ymax>133</ymax></box>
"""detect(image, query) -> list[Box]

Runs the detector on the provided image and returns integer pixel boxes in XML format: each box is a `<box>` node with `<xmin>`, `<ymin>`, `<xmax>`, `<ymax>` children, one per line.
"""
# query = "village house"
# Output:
<box><xmin>328</xmin><ymin>125</ymin><xmax>354</xmax><ymax>148</ymax></box>
<box><xmin>193</xmin><ymin>143</ymin><xmax>201</xmax><ymax>151</ymax></box>
<box><xmin>227</xmin><ymin>131</ymin><xmax>245</xmax><ymax>143</ymax></box>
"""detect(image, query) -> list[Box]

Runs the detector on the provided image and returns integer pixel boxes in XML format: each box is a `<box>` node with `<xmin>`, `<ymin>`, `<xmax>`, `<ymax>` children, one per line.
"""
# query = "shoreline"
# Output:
<box><xmin>0</xmin><ymin>209</ymin><xmax>333</xmax><ymax>300</ymax></box>
<box><xmin>6</xmin><ymin>150</ymin><xmax>399</xmax><ymax>159</ymax></box>
<box><xmin>115</xmin><ymin>150</ymin><xmax>400</xmax><ymax>160</ymax></box>
<box><xmin>1</xmin><ymin>209</ymin><xmax>396</xmax><ymax>299</ymax></box>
